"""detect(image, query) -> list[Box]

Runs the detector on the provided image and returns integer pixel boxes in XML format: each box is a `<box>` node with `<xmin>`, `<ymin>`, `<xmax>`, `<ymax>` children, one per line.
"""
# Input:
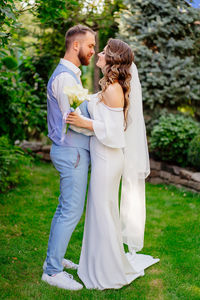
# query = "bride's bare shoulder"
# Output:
<box><xmin>103</xmin><ymin>83</ymin><xmax>124</xmax><ymax>108</ymax></box>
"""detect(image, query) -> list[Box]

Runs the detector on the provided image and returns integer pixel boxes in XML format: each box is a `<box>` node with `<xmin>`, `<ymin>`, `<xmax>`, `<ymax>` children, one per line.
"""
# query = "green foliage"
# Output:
<box><xmin>19</xmin><ymin>55</ymin><xmax>50</xmax><ymax>105</ymax></box>
<box><xmin>150</xmin><ymin>113</ymin><xmax>200</xmax><ymax>166</ymax></box>
<box><xmin>0</xmin><ymin>1</ymin><xmax>31</xmax><ymax>49</ymax></box>
<box><xmin>0</xmin><ymin>0</ymin><xmax>18</xmax><ymax>47</ymax></box>
<box><xmin>0</xmin><ymin>2</ymin><xmax>47</xmax><ymax>141</ymax></box>
<box><xmin>187</xmin><ymin>134</ymin><xmax>200</xmax><ymax>170</ymax></box>
<box><xmin>0</xmin><ymin>55</ymin><xmax>47</xmax><ymax>142</ymax></box>
<box><xmin>145</xmin><ymin>108</ymin><xmax>168</xmax><ymax>137</ymax></box>
<box><xmin>117</xmin><ymin>0</ymin><xmax>200</xmax><ymax>118</ymax></box>
<box><xmin>0</xmin><ymin>136</ymin><xmax>32</xmax><ymax>192</ymax></box>
<box><xmin>33</xmin><ymin>0</ymin><xmax>124</xmax><ymax>37</ymax></box>
<box><xmin>2</xmin><ymin>55</ymin><xmax>18</xmax><ymax>69</ymax></box>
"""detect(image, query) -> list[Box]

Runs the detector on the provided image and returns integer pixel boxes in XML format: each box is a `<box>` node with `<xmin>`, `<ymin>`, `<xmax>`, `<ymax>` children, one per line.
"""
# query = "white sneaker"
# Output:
<box><xmin>41</xmin><ymin>271</ymin><xmax>83</xmax><ymax>290</ymax></box>
<box><xmin>43</xmin><ymin>259</ymin><xmax>78</xmax><ymax>271</ymax></box>
<box><xmin>62</xmin><ymin>258</ymin><xmax>79</xmax><ymax>270</ymax></box>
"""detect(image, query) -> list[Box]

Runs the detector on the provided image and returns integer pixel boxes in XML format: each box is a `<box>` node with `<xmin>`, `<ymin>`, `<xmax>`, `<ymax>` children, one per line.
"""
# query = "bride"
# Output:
<box><xmin>66</xmin><ymin>38</ymin><xmax>159</xmax><ymax>290</ymax></box>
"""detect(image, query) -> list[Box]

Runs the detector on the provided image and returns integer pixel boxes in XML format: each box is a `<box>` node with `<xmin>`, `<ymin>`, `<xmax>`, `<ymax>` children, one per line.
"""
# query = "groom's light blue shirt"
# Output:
<box><xmin>47</xmin><ymin>59</ymin><xmax>90</xmax><ymax>150</ymax></box>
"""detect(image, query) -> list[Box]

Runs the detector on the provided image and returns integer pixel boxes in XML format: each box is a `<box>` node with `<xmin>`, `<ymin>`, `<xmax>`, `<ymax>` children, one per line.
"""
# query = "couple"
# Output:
<box><xmin>42</xmin><ymin>24</ymin><xmax>159</xmax><ymax>290</ymax></box>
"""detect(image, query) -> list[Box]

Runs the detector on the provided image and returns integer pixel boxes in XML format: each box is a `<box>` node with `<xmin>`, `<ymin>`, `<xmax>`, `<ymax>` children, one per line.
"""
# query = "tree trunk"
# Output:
<box><xmin>93</xmin><ymin>31</ymin><xmax>100</xmax><ymax>93</ymax></box>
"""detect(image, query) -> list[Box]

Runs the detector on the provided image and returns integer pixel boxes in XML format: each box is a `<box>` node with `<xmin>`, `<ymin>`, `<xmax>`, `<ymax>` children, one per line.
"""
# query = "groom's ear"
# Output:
<box><xmin>73</xmin><ymin>40</ymin><xmax>79</xmax><ymax>52</ymax></box>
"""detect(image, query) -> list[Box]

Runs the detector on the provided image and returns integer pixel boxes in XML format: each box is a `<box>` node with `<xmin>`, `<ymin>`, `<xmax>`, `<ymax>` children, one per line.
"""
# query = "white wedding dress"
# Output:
<box><xmin>74</xmin><ymin>94</ymin><xmax>159</xmax><ymax>290</ymax></box>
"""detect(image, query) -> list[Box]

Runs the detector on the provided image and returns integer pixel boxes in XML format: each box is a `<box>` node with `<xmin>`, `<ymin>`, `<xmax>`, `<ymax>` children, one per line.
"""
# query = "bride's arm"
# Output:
<box><xmin>67</xmin><ymin>85</ymin><xmax>125</xmax><ymax>148</ymax></box>
<box><xmin>67</xmin><ymin>85</ymin><xmax>123</xmax><ymax>129</ymax></box>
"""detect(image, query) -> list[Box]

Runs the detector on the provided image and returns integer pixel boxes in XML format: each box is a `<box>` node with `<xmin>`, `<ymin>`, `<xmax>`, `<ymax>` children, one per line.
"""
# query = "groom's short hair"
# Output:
<box><xmin>65</xmin><ymin>25</ymin><xmax>95</xmax><ymax>51</ymax></box>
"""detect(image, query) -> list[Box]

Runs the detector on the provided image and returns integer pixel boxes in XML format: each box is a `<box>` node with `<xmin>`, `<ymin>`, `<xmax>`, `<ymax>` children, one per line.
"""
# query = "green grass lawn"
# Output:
<box><xmin>0</xmin><ymin>161</ymin><xmax>200</xmax><ymax>300</ymax></box>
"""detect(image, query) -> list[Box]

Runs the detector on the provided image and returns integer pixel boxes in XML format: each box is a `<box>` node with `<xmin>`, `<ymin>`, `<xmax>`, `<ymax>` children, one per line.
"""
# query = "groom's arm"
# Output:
<box><xmin>79</xmin><ymin>100</ymin><xmax>91</xmax><ymax>119</ymax></box>
<box><xmin>52</xmin><ymin>72</ymin><xmax>76</xmax><ymax>116</ymax></box>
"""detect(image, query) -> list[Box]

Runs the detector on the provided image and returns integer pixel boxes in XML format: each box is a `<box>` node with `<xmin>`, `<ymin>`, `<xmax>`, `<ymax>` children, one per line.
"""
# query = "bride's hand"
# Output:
<box><xmin>66</xmin><ymin>112</ymin><xmax>86</xmax><ymax>128</ymax></box>
<box><xmin>66</xmin><ymin>112</ymin><xmax>94</xmax><ymax>131</ymax></box>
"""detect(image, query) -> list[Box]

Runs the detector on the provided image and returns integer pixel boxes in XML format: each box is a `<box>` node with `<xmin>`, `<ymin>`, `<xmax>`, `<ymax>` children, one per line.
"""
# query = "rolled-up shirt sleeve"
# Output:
<box><xmin>52</xmin><ymin>72</ymin><xmax>78</xmax><ymax>116</ymax></box>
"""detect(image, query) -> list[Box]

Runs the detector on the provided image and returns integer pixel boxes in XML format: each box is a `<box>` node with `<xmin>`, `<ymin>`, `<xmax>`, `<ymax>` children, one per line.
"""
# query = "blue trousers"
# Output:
<box><xmin>44</xmin><ymin>144</ymin><xmax>90</xmax><ymax>275</ymax></box>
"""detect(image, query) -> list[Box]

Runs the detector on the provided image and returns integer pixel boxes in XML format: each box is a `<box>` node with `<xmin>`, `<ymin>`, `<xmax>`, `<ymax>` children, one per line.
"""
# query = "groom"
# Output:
<box><xmin>42</xmin><ymin>25</ymin><xmax>95</xmax><ymax>290</ymax></box>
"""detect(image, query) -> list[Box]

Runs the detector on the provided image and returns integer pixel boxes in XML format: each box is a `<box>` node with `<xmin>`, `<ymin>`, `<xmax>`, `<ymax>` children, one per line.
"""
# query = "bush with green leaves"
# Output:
<box><xmin>187</xmin><ymin>134</ymin><xmax>200</xmax><ymax>170</ymax></box>
<box><xmin>0</xmin><ymin>136</ymin><xmax>32</xmax><ymax>192</ymax></box>
<box><xmin>0</xmin><ymin>55</ymin><xmax>47</xmax><ymax>142</ymax></box>
<box><xmin>145</xmin><ymin>108</ymin><xmax>168</xmax><ymax>137</ymax></box>
<box><xmin>150</xmin><ymin>114</ymin><xmax>200</xmax><ymax>166</ymax></box>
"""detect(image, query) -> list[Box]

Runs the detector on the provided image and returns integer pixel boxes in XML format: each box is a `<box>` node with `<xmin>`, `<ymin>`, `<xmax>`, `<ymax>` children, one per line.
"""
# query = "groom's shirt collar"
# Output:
<box><xmin>60</xmin><ymin>58</ymin><xmax>82</xmax><ymax>78</ymax></box>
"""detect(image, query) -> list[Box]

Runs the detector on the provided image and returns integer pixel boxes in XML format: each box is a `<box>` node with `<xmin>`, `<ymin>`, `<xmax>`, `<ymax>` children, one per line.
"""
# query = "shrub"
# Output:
<box><xmin>150</xmin><ymin>114</ymin><xmax>200</xmax><ymax>166</ymax></box>
<box><xmin>145</xmin><ymin>108</ymin><xmax>168</xmax><ymax>137</ymax></box>
<box><xmin>0</xmin><ymin>136</ymin><xmax>32</xmax><ymax>193</ymax></box>
<box><xmin>0</xmin><ymin>55</ymin><xmax>47</xmax><ymax>142</ymax></box>
<box><xmin>2</xmin><ymin>56</ymin><xmax>18</xmax><ymax>70</ymax></box>
<box><xmin>187</xmin><ymin>134</ymin><xmax>200</xmax><ymax>170</ymax></box>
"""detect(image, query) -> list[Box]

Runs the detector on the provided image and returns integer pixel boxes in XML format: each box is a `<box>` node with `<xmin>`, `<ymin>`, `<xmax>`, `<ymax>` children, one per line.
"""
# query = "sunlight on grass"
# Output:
<box><xmin>0</xmin><ymin>162</ymin><xmax>199</xmax><ymax>299</ymax></box>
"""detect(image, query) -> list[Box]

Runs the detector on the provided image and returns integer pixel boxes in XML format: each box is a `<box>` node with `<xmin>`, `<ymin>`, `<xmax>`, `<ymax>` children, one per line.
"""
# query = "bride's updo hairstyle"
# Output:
<box><xmin>99</xmin><ymin>38</ymin><xmax>134</xmax><ymax>129</ymax></box>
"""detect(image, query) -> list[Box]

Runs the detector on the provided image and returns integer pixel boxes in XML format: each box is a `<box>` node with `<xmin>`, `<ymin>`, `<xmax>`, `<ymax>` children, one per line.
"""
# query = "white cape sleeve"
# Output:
<box><xmin>92</xmin><ymin>103</ymin><xmax>125</xmax><ymax>148</ymax></box>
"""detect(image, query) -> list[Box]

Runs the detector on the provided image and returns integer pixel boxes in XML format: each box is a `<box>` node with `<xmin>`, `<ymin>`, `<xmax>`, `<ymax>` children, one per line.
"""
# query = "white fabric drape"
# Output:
<box><xmin>92</xmin><ymin>101</ymin><xmax>125</xmax><ymax>148</ymax></box>
<box><xmin>120</xmin><ymin>62</ymin><xmax>150</xmax><ymax>252</ymax></box>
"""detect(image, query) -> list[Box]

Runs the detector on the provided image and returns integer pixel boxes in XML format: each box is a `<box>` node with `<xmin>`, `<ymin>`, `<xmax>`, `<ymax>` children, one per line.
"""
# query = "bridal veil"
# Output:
<box><xmin>120</xmin><ymin>62</ymin><xmax>150</xmax><ymax>253</ymax></box>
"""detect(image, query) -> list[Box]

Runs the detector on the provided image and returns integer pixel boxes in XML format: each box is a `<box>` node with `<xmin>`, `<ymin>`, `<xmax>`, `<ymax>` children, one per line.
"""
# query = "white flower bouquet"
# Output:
<box><xmin>63</xmin><ymin>84</ymin><xmax>90</xmax><ymax>133</ymax></box>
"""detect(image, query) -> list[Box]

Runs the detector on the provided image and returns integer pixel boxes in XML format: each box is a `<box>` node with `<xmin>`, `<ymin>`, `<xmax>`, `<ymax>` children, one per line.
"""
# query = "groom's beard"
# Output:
<box><xmin>78</xmin><ymin>47</ymin><xmax>91</xmax><ymax>66</ymax></box>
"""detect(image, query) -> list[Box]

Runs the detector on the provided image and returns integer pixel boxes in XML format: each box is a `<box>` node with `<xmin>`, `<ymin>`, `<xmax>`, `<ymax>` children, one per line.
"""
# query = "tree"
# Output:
<box><xmin>0</xmin><ymin>0</ymin><xmax>34</xmax><ymax>50</ymax></box>
<box><xmin>0</xmin><ymin>0</ymin><xmax>18</xmax><ymax>48</ymax></box>
<box><xmin>31</xmin><ymin>0</ymin><xmax>124</xmax><ymax>91</ymax></box>
<box><xmin>117</xmin><ymin>0</ymin><xmax>200</xmax><ymax>118</ymax></box>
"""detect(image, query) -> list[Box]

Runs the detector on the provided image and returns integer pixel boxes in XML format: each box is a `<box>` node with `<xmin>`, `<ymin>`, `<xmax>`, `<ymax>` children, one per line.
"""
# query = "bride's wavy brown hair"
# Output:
<box><xmin>99</xmin><ymin>38</ymin><xmax>134</xmax><ymax>130</ymax></box>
